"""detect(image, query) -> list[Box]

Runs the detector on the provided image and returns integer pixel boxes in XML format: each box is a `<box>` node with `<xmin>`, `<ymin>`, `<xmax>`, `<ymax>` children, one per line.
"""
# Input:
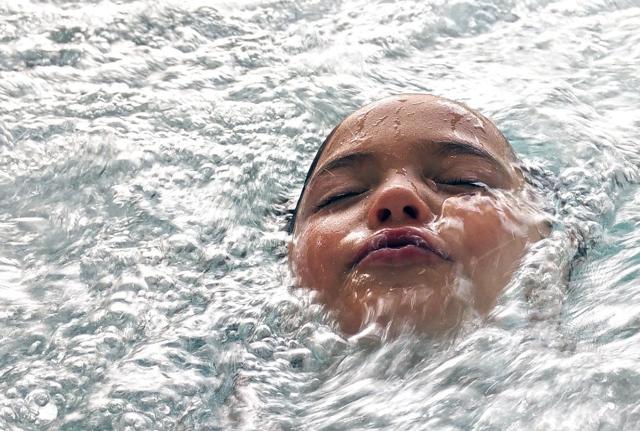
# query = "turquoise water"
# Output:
<box><xmin>1</xmin><ymin>0</ymin><xmax>640</xmax><ymax>429</ymax></box>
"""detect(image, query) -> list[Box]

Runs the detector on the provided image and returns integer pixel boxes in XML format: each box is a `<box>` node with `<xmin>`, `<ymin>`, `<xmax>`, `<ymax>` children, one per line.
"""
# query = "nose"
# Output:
<box><xmin>367</xmin><ymin>177</ymin><xmax>436</xmax><ymax>228</ymax></box>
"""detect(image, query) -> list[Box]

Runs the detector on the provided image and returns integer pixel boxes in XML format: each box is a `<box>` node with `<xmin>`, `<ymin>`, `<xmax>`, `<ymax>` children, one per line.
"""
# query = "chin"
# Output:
<box><xmin>324</xmin><ymin>279</ymin><xmax>470</xmax><ymax>336</ymax></box>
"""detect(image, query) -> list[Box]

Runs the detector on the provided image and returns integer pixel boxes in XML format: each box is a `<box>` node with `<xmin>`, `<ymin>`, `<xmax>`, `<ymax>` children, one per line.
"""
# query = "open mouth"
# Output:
<box><xmin>352</xmin><ymin>227</ymin><xmax>450</xmax><ymax>269</ymax></box>
<box><xmin>375</xmin><ymin>236</ymin><xmax>430</xmax><ymax>250</ymax></box>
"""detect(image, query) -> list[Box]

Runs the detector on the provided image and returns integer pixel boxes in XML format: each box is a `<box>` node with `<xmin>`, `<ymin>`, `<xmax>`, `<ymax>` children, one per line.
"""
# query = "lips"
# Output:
<box><xmin>351</xmin><ymin>227</ymin><xmax>451</xmax><ymax>269</ymax></box>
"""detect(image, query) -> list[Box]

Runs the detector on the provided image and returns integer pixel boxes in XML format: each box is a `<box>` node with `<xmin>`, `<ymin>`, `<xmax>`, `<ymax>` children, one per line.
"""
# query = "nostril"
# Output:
<box><xmin>403</xmin><ymin>205</ymin><xmax>418</xmax><ymax>219</ymax></box>
<box><xmin>377</xmin><ymin>208</ymin><xmax>391</xmax><ymax>222</ymax></box>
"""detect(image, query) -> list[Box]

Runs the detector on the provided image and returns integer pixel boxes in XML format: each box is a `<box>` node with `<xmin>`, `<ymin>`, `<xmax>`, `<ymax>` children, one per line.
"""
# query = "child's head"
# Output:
<box><xmin>288</xmin><ymin>94</ymin><xmax>547</xmax><ymax>335</ymax></box>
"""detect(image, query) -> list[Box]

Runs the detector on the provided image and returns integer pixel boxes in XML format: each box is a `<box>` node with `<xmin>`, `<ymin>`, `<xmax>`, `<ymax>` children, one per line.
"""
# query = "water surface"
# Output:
<box><xmin>1</xmin><ymin>0</ymin><xmax>640</xmax><ymax>429</ymax></box>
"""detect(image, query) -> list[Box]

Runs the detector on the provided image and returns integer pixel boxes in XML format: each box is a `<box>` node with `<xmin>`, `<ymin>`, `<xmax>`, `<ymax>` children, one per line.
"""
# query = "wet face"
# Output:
<box><xmin>289</xmin><ymin>94</ymin><xmax>545</xmax><ymax>335</ymax></box>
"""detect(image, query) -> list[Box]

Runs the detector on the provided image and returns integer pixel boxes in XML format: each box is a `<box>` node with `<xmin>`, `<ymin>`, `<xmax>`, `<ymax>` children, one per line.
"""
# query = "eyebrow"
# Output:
<box><xmin>430</xmin><ymin>140</ymin><xmax>511</xmax><ymax>175</ymax></box>
<box><xmin>310</xmin><ymin>140</ymin><xmax>511</xmax><ymax>185</ymax></box>
<box><xmin>311</xmin><ymin>152</ymin><xmax>376</xmax><ymax>182</ymax></box>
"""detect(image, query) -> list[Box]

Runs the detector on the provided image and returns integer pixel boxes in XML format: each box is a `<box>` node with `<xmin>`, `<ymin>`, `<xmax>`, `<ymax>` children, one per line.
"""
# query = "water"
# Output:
<box><xmin>1</xmin><ymin>0</ymin><xmax>639</xmax><ymax>429</ymax></box>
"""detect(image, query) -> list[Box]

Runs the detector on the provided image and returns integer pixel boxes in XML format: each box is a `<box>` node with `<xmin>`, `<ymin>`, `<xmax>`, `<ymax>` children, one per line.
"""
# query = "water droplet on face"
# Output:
<box><xmin>450</xmin><ymin>113</ymin><xmax>463</xmax><ymax>131</ymax></box>
<box><xmin>354</xmin><ymin>109</ymin><xmax>373</xmax><ymax>136</ymax></box>
<box><xmin>372</xmin><ymin>115</ymin><xmax>388</xmax><ymax>128</ymax></box>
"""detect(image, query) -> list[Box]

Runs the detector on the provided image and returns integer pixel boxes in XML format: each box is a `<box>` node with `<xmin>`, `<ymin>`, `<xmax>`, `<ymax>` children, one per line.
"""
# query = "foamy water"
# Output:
<box><xmin>1</xmin><ymin>0</ymin><xmax>640</xmax><ymax>429</ymax></box>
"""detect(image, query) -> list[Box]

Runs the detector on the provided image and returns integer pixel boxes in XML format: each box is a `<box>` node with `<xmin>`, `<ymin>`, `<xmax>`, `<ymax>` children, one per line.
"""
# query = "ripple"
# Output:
<box><xmin>1</xmin><ymin>0</ymin><xmax>640</xmax><ymax>429</ymax></box>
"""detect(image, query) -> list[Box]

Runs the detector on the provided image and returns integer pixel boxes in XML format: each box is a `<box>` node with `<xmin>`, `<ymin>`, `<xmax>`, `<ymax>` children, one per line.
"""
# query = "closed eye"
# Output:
<box><xmin>317</xmin><ymin>191</ymin><xmax>364</xmax><ymax>209</ymax></box>
<box><xmin>436</xmin><ymin>178</ymin><xmax>489</xmax><ymax>192</ymax></box>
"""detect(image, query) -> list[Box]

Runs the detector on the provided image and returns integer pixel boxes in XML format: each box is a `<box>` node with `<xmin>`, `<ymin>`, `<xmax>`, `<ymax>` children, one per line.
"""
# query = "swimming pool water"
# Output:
<box><xmin>1</xmin><ymin>0</ymin><xmax>640</xmax><ymax>429</ymax></box>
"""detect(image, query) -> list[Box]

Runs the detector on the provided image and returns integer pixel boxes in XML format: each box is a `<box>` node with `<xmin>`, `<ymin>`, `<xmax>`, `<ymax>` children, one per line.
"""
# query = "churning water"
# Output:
<box><xmin>1</xmin><ymin>0</ymin><xmax>640</xmax><ymax>429</ymax></box>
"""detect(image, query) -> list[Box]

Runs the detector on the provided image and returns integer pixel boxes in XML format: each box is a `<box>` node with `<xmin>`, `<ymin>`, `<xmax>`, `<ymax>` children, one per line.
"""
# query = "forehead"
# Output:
<box><xmin>318</xmin><ymin>95</ymin><xmax>513</xmax><ymax>166</ymax></box>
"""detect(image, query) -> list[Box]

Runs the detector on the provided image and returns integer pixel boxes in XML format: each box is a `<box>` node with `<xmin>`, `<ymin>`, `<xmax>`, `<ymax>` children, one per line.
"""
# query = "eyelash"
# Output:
<box><xmin>436</xmin><ymin>178</ymin><xmax>488</xmax><ymax>190</ymax></box>
<box><xmin>317</xmin><ymin>191</ymin><xmax>364</xmax><ymax>209</ymax></box>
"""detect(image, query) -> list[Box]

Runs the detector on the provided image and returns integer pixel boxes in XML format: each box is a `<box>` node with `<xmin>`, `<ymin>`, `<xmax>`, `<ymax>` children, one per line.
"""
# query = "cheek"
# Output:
<box><xmin>437</xmin><ymin>194</ymin><xmax>536</xmax><ymax>312</ymax></box>
<box><xmin>438</xmin><ymin>195</ymin><xmax>531</xmax><ymax>269</ymax></box>
<box><xmin>290</xmin><ymin>211</ymin><xmax>357</xmax><ymax>292</ymax></box>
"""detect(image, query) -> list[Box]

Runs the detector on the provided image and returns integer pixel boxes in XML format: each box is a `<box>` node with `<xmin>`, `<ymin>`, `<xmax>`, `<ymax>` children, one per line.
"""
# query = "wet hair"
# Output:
<box><xmin>286</xmin><ymin>124</ymin><xmax>341</xmax><ymax>235</ymax></box>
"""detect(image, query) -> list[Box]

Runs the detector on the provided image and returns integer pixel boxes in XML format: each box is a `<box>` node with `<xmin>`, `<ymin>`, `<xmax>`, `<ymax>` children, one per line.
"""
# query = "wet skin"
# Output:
<box><xmin>289</xmin><ymin>94</ymin><xmax>546</xmax><ymax>335</ymax></box>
